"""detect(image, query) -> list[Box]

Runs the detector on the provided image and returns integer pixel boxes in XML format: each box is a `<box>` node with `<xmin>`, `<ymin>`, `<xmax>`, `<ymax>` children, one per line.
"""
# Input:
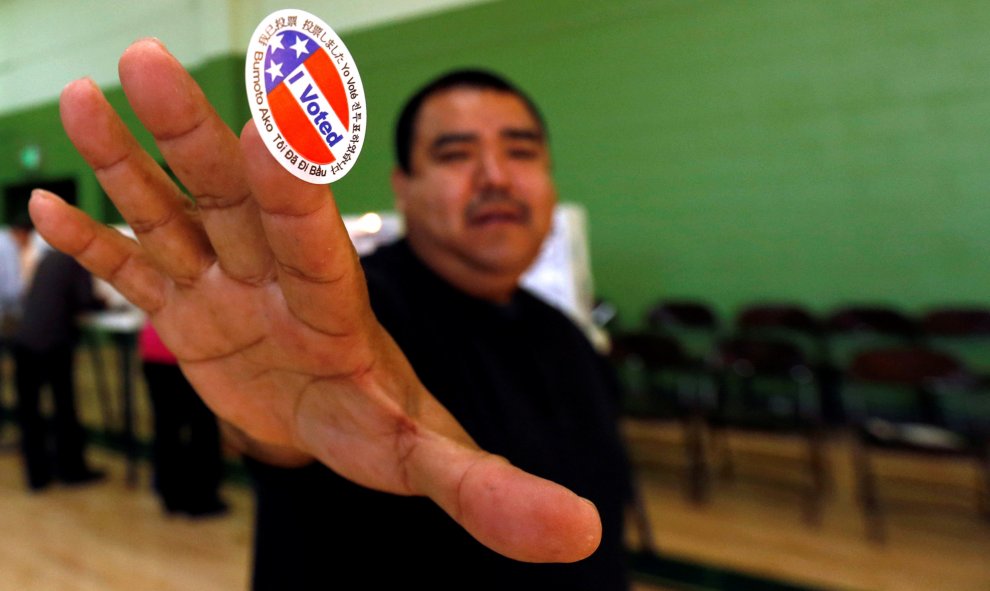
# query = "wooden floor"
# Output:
<box><xmin>1</xmin><ymin>347</ymin><xmax>989</xmax><ymax>590</ymax></box>
<box><xmin>623</xmin><ymin>420</ymin><xmax>990</xmax><ymax>591</ymax></box>
<box><xmin>0</xmin><ymin>441</ymin><xmax>252</xmax><ymax>591</ymax></box>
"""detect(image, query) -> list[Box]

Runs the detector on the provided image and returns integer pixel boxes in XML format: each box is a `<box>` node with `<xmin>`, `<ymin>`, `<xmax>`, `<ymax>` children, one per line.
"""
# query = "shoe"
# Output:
<box><xmin>160</xmin><ymin>499</ymin><xmax>183</xmax><ymax>515</ymax></box>
<box><xmin>27</xmin><ymin>475</ymin><xmax>53</xmax><ymax>493</ymax></box>
<box><xmin>60</xmin><ymin>468</ymin><xmax>106</xmax><ymax>487</ymax></box>
<box><xmin>183</xmin><ymin>498</ymin><xmax>229</xmax><ymax>519</ymax></box>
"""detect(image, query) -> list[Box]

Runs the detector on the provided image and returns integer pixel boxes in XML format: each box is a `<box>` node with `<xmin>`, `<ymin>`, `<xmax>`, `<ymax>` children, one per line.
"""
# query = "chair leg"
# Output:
<box><xmin>0</xmin><ymin>342</ymin><xmax>19</xmax><ymax>448</ymax></box>
<box><xmin>851</xmin><ymin>435</ymin><xmax>884</xmax><ymax>542</ymax></box>
<box><xmin>0</xmin><ymin>345</ymin><xmax>7</xmax><ymax>442</ymax></box>
<box><xmin>709</xmin><ymin>427</ymin><xmax>735</xmax><ymax>481</ymax></box>
<box><xmin>683</xmin><ymin>412</ymin><xmax>709</xmax><ymax>504</ymax></box>
<box><xmin>629</xmin><ymin>476</ymin><xmax>658</xmax><ymax>554</ymax></box>
<box><xmin>979</xmin><ymin>443</ymin><xmax>990</xmax><ymax>520</ymax></box>
<box><xmin>803</xmin><ymin>428</ymin><xmax>828</xmax><ymax>527</ymax></box>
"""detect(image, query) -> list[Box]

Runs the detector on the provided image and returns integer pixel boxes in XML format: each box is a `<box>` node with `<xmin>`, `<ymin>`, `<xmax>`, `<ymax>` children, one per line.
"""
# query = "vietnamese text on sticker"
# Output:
<box><xmin>245</xmin><ymin>9</ymin><xmax>367</xmax><ymax>184</ymax></box>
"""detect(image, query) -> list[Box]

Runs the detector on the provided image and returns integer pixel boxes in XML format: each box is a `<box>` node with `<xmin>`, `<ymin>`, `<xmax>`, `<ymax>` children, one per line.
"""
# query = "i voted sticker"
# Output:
<box><xmin>245</xmin><ymin>9</ymin><xmax>366</xmax><ymax>183</ymax></box>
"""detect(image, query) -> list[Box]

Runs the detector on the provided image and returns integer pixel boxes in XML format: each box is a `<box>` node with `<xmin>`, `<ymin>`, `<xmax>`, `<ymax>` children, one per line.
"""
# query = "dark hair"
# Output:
<box><xmin>394</xmin><ymin>69</ymin><xmax>547</xmax><ymax>174</ymax></box>
<box><xmin>10</xmin><ymin>211</ymin><xmax>33</xmax><ymax>231</ymax></box>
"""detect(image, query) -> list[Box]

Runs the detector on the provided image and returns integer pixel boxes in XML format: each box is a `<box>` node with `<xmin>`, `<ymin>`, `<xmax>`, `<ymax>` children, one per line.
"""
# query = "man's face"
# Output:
<box><xmin>392</xmin><ymin>87</ymin><xmax>556</xmax><ymax>287</ymax></box>
<box><xmin>10</xmin><ymin>228</ymin><xmax>30</xmax><ymax>249</ymax></box>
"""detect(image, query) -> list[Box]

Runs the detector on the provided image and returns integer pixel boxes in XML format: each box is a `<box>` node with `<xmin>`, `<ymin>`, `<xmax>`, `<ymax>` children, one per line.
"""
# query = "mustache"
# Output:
<box><xmin>465</xmin><ymin>191</ymin><xmax>531</xmax><ymax>223</ymax></box>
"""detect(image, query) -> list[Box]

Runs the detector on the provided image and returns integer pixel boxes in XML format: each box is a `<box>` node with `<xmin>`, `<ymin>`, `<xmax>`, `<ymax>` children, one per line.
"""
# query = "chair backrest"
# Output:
<box><xmin>922</xmin><ymin>307</ymin><xmax>990</xmax><ymax>337</ymax></box>
<box><xmin>849</xmin><ymin>347</ymin><xmax>964</xmax><ymax>385</ymax></box>
<box><xmin>717</xmin><ymin>337</ymin><xmax>809</xmax><ymax>376</ymax></box>
<box><xmin>825</xmin><ymin>305</ymin><xmax>918</xmax><ymax>371</ymax></box>
<box><xmin>609</xmin><ymin>331</ymin><xmax>710</xmax><ymax>417</ymax></box>
<box><xmin>737</xmin><ymin>304</ymin><xmax>819</xmax><ymax>334</ymax></box>
<box><xmin>644</xmin><ymin>300</ymin><xmax>720</xmax><ymax>362</ymax></box>
<box><xmin>827</xmin><ymin>306</ymin><xmax>917</xmax><ymax>338</ymax></box>
<box><xmin>921</xmin><ymin>307</ymin><xmax>990</xmax><ymax>375</ymax></box>
<box><xmin>646</xmin><ymin>300</ymin><xmax>719</xmax><ymax>330</ymax></box>
<box><xmin>845</xmin><ymin>346</ymin><xmax>978</xmax><ymax>436</ymax></box>
<box><xmin>735</xmin><ymin>303</ymin><xmax>824</xmax><ymax>362</ymax></box>
<box><xmin>609</xmin><ymin>332</ymin><xmax>687</xmax><ymax>369</ymax></box>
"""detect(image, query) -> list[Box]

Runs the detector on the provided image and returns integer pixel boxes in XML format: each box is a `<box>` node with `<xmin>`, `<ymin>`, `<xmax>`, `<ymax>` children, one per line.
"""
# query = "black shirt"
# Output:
<box><xmin>248</xmin><ymin>239</ymin><xmax>631</xmax><ymax>590</ymax></box>
<box><xmin>14</xmin><ymin>250</ymin><xmax>101</xmax><ymax>351</ymax></box>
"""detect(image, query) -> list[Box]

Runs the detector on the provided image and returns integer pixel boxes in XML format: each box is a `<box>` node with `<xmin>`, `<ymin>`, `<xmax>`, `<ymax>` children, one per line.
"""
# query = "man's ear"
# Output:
<box><xmin>390</xmin><ymin>167</ymin><xmax>409</xmax><ymax>215</ymax></box>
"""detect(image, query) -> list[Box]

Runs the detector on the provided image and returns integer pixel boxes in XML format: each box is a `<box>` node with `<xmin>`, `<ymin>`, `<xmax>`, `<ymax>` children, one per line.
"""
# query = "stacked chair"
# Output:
<box><xmin>922</xmin><ymin>307</ymin><xmax>990</xmax><ymax>377</ymax></box>
<box><xmin>608</xmin><ymin>325</ymin><xmax>716</xmax><ymax>552</ymax></box>
<box><xmin>823</xmin><ymin>305</ymin><xmax>919</xmax><ymax>424</ymax></box>
<box><xmin>612</xmin><ymin>301</ymin><xmax>719</xmax><ymax>503</ymax></box>
<box><xmin>710</xmin><ymin>303</ymin><xmax>830</xmax><ymax>525</ymax></box>
<box><xmin>608</xmin><ymin>299</ymin><xmax>990</xmax><ymax>538</ymax></box>
<box><xmin>611</xmin><ymin>302</ymin><xmax>719</xmax><ymax>504</ymax></box>
<box><xmin>833</xmin><ymin>306</ymin><xmax>989</xmax><ymax>540</ymax></box>
<box><xmin>619</xmin><ymin>300</ymin><xmax>831</xmax><ymax>524</ymax></box>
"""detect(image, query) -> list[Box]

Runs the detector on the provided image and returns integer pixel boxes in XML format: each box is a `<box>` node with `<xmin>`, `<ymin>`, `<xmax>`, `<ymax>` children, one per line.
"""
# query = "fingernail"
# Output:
<box><xmin>31</xmin><ymin>188</ymin><xmax>62</xmax><ymax>203</ymax></box>
<box><xmin>62</xmin><ymin>77</ymin><xmax>96</xmax><ymax>93</ymax></box>
<box><xmin>144</xmin><ymin>37</ymin><xmax>170</xmax><ymax>53</ymax></box>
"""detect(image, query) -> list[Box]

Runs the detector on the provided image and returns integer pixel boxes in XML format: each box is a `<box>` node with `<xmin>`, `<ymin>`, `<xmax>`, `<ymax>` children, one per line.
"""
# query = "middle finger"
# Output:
<box><xmin>118</xmin><ymin>38</ymin><xmax>276</xmax><ymax>285</ymax></box>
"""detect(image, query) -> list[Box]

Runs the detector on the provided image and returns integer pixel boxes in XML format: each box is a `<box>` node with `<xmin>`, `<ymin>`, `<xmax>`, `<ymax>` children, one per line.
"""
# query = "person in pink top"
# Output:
<box><xmin>139</xmin><ymin>321</ymin><xmax>227</xmax><ymax>516</ymax></box>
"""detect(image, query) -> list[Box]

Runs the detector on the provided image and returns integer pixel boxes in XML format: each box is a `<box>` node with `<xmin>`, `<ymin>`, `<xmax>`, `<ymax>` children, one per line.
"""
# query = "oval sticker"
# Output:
<box><xmin>245</xmin><ymin>9</ymin><xmax>367</xmax><ymax>184</ymax></box>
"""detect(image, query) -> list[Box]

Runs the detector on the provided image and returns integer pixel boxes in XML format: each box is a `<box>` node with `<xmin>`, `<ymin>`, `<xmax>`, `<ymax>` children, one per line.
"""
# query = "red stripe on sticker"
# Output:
<box><xmin>303</xmin><ymin>49</ymin><xmax>350</xmax><ymax>132</ymax></box>
<box><xmin>268</xmin><ymin>82</ymin><xmax>335</xmax><ymax>164</ymax></box>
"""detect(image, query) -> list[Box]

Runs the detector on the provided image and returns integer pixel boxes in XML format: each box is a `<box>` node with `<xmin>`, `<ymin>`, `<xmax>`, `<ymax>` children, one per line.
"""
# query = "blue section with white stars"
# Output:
<box><xmin>264</xmin><ymin>30</ymin><xmax>317</xmax><ymax>94</ymax></box>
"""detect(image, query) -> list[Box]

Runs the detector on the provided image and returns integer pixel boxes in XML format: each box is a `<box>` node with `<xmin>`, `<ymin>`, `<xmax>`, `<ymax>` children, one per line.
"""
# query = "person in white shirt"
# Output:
<box><xmin>0</xmin><ymin>215</ymin><xmax>34</xmax><ymax>332</ymax></box>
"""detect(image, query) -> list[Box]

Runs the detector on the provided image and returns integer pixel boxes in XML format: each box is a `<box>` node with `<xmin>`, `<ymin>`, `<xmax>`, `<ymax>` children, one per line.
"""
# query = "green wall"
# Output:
<box><xmin>3</xmin><ymin>0</ymin><xmax>989</xmax><ymax>325</ymax></box>
<box><xmin>0</xmin><ymin>57</ymin><xmax>248</xmax><ymax>223</ymax></box>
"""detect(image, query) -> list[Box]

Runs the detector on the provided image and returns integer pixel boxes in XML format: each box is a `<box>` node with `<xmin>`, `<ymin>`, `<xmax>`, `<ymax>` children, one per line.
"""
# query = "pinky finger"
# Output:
<box><xmin>29</xmin><ymin>189</ymin><xmax>169</xmax><ymax>313</ymax></box>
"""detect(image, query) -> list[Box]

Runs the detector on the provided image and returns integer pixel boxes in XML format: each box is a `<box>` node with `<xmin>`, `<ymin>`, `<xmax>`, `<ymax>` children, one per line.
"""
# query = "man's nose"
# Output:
<box><xmin>476</xmin><ymin>150</ymin><xmax>510</xmax><ymax>191</ymax></box>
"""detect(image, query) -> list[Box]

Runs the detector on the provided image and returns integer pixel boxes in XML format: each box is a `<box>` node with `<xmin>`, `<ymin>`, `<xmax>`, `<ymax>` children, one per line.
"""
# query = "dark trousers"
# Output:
<box><xmin>142</xmin><ymin>362</ymin><xmax>223</xmax><ymax>510</ymax></box>
<box><xmin>0</xmin><ymin>319</ymin><xmax>17</xmax><ymax>423</ymax></box>
<box><xmin>0</xmin><ymin>336</ymin><xmax>11</xmax><ymax>421</ymax></box>
<box><xmin>14</xmin><ymin>344</ymin><xmax>90</xmax><ymax>489</ymax></box>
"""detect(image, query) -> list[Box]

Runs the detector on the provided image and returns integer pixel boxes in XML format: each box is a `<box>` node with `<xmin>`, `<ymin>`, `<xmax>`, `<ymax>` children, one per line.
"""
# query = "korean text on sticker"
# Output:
<box><xmin>245</xmin><ymin>9</ymin><xmax>367</xmax><ymax>184</ymax></box>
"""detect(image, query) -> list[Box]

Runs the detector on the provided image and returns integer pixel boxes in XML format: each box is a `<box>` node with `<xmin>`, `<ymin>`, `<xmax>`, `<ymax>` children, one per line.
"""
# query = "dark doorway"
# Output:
<box><xmin>3</xmin><ymin>178</ymin><xmax>77</xmax><ymax>224</ymax></box>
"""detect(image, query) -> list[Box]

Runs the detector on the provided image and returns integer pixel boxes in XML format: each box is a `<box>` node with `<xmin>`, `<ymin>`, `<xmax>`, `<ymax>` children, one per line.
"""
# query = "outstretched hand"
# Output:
<box><xmin>31</xmin><ymin>38</ymin><xmax>600</xmax><ymax>563</ymax></box>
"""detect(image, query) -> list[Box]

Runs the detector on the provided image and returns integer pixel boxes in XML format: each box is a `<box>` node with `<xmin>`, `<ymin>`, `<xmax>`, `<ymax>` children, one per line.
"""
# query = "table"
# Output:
<box><xmin>78</xmin><ymin>308</ymin><xmax>146</xmax><ymax>487</ymax></box>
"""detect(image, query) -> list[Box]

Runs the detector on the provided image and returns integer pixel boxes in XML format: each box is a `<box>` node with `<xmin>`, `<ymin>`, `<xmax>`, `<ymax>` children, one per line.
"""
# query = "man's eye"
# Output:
<box><xmin>508</xmin><ymin>148</ymin><xmax>539</xmax><ymax>160</ymax></box>
<box><xmin>435</xmin><ymin>151</ymin><xmax>471</xmax><ymax>163</ymax></box>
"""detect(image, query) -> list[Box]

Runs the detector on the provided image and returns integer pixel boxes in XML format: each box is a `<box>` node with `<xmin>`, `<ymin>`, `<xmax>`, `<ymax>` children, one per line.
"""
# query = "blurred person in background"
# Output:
<box><xmin>0</xmin><ymin>214</ymin><xmax>37</xmax><ymax>334</ymax></box>
<box><xmin>13</xmin><ymin>233</ymin><xmax>105</xmax><ymax>491</ymax></box>
<box><xmin>0</xmin><ymin>214</ymin><xmax>34</xmax><ymax>434</ymax></box>
<box><xmin>140</xmin><ymin>320</ymin><xmax>227</xmax><ymax>517</ymax></box>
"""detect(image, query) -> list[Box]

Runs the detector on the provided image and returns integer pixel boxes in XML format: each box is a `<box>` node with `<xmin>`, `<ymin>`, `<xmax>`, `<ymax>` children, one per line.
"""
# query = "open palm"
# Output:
<box><xmin>30</xmin><ymin>38</ymin><xmax>600</xmax><ymax>564</ymax></box>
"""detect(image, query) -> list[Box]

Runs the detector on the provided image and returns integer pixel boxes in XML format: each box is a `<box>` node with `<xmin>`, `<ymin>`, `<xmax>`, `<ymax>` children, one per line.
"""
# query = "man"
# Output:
<box><xmin>246</xmin><ymin>70</ymin><xmax>631</xmax><ymax>588</ymax></box>
<box><xmin>0</xmin><ymin>214</ymin><xmax>34</xmax><ymax>332</ymax></box>
<box><xmin>0</xmin><ymin>215</ymin><xmax>32</xmax><ymax>433</ymax></box>
<box><xmin>29</xmin><ymin>39</ymin><xmax>629</xmax><ymax>588</ymax></box>
<box><xmin>13</xmin><ymin>240</ymin><xmax>105</xmax><ymax>490</ymax></box>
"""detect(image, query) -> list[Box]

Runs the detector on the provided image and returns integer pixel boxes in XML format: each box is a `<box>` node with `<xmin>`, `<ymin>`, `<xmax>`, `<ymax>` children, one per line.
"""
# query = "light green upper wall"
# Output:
<box><xmin>335</xmin><ymin>0</ymin><xmax>990</xmax><ymax>322</ymax></box>
<box><xmin>2</xmin><ymin>0</ymin><xmax>989</xmax><ymax>325</ymax></box>
<box><xmin>0</xmin><ymin>0</ymin><xmax>492</xmax><ymax>115</ymax></box>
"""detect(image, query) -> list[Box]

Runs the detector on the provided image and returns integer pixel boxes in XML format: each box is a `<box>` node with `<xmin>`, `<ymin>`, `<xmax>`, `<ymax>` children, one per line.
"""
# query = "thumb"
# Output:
<box><xmin>406</xmin><ymin>429</ymin><xmax>602</xmax><ymax>563</ymax></box>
